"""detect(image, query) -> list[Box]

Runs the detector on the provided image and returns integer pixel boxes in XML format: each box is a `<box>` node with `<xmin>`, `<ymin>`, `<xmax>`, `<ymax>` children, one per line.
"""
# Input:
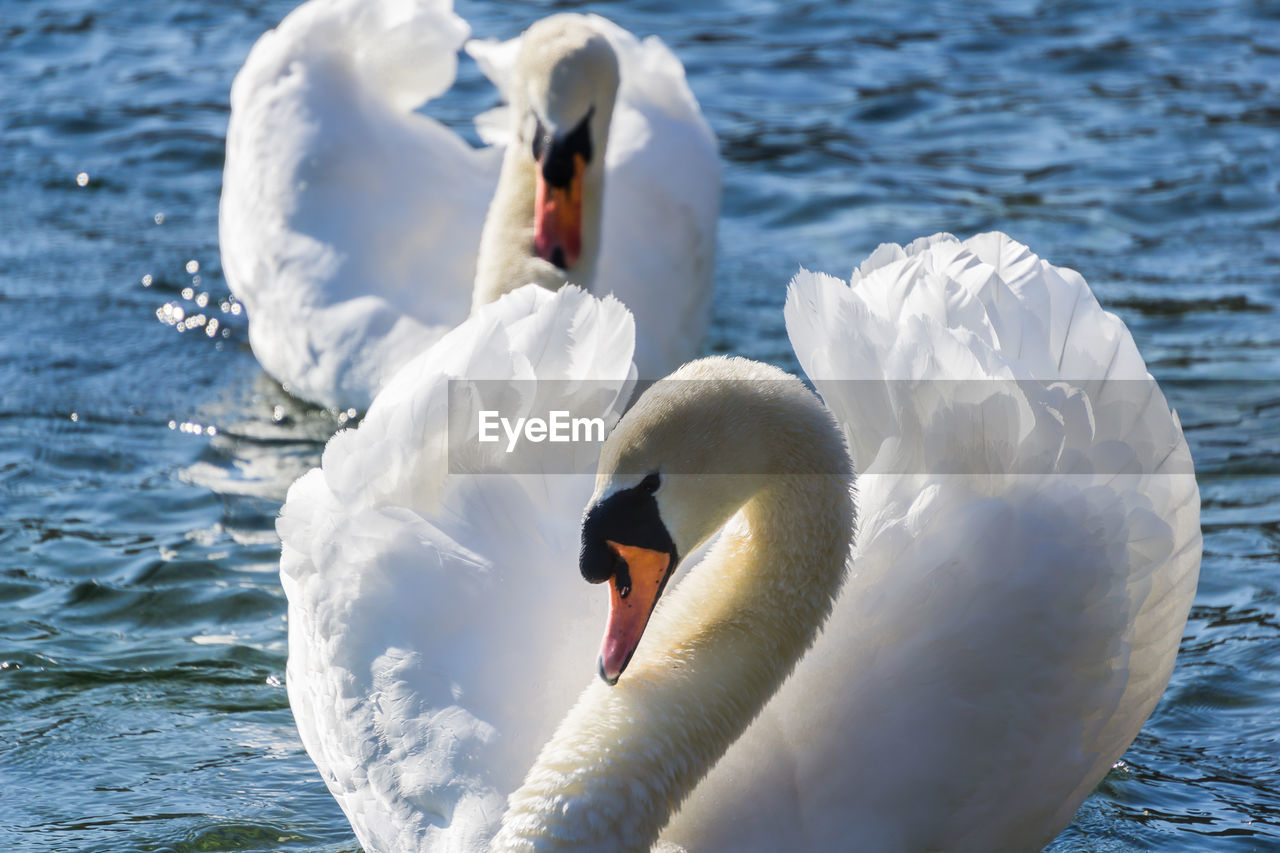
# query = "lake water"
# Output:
<box><xmin>2</xmin><ymin>0</ymin><xmax>1278</xmax><ymax>850</ymax></box>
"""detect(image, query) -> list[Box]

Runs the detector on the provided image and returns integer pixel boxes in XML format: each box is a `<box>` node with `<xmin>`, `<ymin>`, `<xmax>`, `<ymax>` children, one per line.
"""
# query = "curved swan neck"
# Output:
<box><xmin>492</xmin><ymin>396</ymin><xmax>854</xmax><ymax>851</ymax></box>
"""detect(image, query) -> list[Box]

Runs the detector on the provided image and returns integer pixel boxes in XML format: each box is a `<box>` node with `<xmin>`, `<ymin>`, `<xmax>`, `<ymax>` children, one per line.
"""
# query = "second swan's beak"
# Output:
<box><xmin>533</xmin><ymin>152</ymin><xmax>585</xmax><ymax>271</ymax></box>
<box><xmin>598</xmin><ymin>541</ymin><xmax>672</xmax><ymax>685</ymax></box>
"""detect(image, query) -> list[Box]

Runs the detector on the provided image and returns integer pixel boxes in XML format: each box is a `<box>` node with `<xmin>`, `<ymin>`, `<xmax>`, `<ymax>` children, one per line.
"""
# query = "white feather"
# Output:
<box><xmin>661</xmin><ymin>232</ymin><xmax>1200</xmax><ymax>851</ymax></box>
<box><xmin>280</xmin><ymin>285</ymin><xmax>635</xmax><ymax>852</ymax></box>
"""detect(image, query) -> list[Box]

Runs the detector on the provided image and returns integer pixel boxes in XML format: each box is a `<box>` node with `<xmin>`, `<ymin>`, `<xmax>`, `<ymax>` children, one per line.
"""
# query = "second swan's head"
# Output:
<box><xmin>580</xmin><ymin>357</ymin><xmax>850</xmax><ymax>685</ymax></box>
<box><xmin>513</xmin><ymin>15</ymin><xmax>620</xmax><ymax>274</ymax></box>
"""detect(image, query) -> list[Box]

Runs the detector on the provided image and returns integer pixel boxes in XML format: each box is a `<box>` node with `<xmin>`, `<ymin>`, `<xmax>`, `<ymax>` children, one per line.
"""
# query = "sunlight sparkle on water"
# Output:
<box><xmin>156</xmin><ymin>303</ymin><xmax>185</xmax><ymax>324</ymax></box>
<box><xmin>170</xmin><ymin>420</ymin><xmax>218</xmax><ymax>437</ymax></box>
<box><xmin>156</xmin><ymin>285</ymin><xmax>238</xmax><ymax>338</ymax></box>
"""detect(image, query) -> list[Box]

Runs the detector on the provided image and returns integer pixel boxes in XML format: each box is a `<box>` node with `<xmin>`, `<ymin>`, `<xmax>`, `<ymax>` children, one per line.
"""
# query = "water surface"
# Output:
<box><xmin>2</xmin><ymin>0</ymin><xmax>1278</xmax><ymax>850</ymax></box>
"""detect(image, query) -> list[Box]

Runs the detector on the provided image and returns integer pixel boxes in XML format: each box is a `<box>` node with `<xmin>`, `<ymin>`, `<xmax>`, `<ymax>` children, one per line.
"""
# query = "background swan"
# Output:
<box><xmin>279</xmin><ymin>233</ymin><xmax>1199</xmax><ymax>851</ymax></box>
<box><xmin>220</xmin><ymin>0</ymin><xmax>719</xmax><ymax>411</ymax></box>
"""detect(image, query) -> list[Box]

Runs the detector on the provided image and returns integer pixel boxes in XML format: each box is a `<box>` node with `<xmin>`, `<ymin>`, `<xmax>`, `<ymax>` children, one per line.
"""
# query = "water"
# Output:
<box><xmin>2</xmin><ymin>0</ymin><xmax>1277</xmax><ymax>850</ymax></box>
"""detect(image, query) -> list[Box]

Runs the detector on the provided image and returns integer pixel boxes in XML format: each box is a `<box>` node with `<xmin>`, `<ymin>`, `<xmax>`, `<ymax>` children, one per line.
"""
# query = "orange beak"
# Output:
<box><xmin>598</xmin><ymin>540</ymin><xmax>672</xmax><ymax>685</ymax></box>
<box><xmin>533</xmin><ymin>153</ymin><xmax>585</xmax><ymax>271</ymax></box>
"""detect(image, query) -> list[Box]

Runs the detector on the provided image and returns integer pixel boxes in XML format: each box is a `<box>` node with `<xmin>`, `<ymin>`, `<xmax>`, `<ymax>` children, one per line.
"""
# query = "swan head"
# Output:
<box><xmin>580</xmin><ymin>468</ymin><xmax>679</xmax><ymax>686</ymax></box>
<box><xmin>512</xmin><ymin>15</ymin><xmax>619</xmax><ymax>274</ymax></box>
<box><xmin>580</xmin><ymin>357</ymin><xmax>842</xmax><ymax>684</ymax></box>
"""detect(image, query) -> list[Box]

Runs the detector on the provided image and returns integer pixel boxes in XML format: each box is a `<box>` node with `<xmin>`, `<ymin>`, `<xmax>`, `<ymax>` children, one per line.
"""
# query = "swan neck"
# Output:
<box><xmin>493</xmin><ymin>460</ymin><xmax>852</xmax><ymax>850</ymax></box>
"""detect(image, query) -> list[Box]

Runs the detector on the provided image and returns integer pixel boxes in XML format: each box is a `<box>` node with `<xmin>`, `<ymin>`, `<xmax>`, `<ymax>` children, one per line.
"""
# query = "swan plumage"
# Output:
<box><xmin>279</xmin><ymin>284</ymin><xmax>636</xmax><ymax>852</ymax></box>
<box><xmin>221</xmin><ymin>0</ymin><xmax>719</xmax><ymax>411</ymax></box>
<box><xmin>280</xmin><ymin>233</ymin><xmax>1200</xmax><ymax>851</ymax></box>
<box><xmin>663</xmin><ymin>231</ymin><xmax>1201</xmax><ymax>851</ymax></box>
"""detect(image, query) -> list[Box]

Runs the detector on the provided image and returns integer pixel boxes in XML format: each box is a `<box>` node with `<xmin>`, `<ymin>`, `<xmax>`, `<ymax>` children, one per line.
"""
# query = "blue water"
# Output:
<box><xmin>2</xmin><ymin>0</ymin><xmax>1278</xmax><ymax>850</ymax></box>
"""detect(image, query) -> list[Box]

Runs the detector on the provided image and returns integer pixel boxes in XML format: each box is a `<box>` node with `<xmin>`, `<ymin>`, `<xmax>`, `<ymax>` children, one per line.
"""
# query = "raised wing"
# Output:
<box><xmin>666</xmin><ymin>233</ymin><xmax>1200</xmax><ymax>852</ymax></box>
<box><xmin>785</xmin><ymin>232</ymin><xmax>1200</xmax><ymax>850</ymax></box>
<box><xmin>279</xmin><ymin>286</ymin><xmax>635</xmax><ymax>852</ymax></box>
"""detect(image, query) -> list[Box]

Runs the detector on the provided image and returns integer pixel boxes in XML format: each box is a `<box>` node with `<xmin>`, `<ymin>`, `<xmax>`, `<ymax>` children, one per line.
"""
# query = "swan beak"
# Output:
<box><xmin>533</xmin><ymin>153</ymin><xmax>585</xmax><ymax>271</ymax></box>
<box><xmin>598</xmin><ymin>541</ymin><xmax>672</xmax><ymax>685</ymax></box>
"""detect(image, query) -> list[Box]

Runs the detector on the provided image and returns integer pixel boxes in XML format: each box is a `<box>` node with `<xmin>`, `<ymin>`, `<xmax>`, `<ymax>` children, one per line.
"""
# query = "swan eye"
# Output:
<box><xmin>640</xmin><ymin>472</ymin><xmax>660</xmax><ymax>494</ymax></box>
<box><xmin>531</xmin><ymin>118</ymin><xmax>549</xmax><ymax>161</ymax></box>
<box><xmin>611</xmin><ymin>550</ymin><xmax>631</xmax><ymax>598</ymax></box>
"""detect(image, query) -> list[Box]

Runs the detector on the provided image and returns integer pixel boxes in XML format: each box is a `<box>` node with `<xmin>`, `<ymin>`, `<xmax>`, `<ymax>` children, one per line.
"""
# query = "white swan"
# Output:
<box><xmin>279</xmin><ymin>233</ymin><xmax>1200</xmax><ymax>851</ymax></box>
<box><xmin>220</xmin><ymin>0</ymin><xmax>719</xmax><ymax>411</ymax></box>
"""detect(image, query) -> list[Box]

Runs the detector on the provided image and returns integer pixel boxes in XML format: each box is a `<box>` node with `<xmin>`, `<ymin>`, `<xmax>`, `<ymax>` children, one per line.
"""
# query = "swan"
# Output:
<box><xmin>220</xmin><ymin>0</ymin><xmax>719</xmax><ymax>412</ymax></box>
<box><xmin>279</xmin><ymin>233</ymin><xmax>1201</xmax><ymax>851</ymax></box>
